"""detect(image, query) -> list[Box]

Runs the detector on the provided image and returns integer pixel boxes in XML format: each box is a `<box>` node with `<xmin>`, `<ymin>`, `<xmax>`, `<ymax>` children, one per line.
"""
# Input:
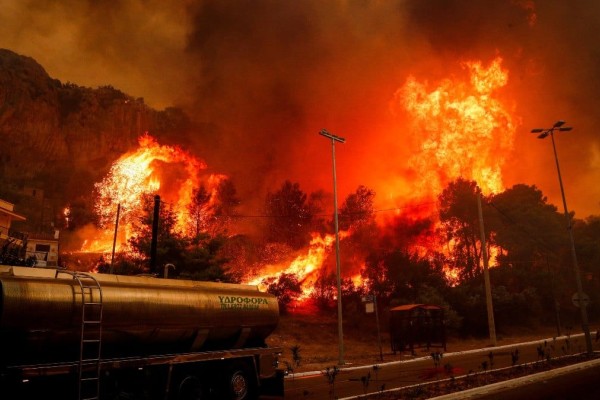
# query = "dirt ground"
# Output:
<box><xmin>266</xmin><ymin>311</ymin><xmax>582</xmax><ymax>373</ymax></box>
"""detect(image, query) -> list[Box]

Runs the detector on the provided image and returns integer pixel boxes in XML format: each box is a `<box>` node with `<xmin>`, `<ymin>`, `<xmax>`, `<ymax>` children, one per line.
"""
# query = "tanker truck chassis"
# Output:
<box><xmin>0</xmin><ymin>266</ymin><xmax>285</xmax><ymax>400</ymax></box>
<box><xmin>3</xmin><ymin>345</ymin><xmax>284</xmax><ymax>399</ymax></box>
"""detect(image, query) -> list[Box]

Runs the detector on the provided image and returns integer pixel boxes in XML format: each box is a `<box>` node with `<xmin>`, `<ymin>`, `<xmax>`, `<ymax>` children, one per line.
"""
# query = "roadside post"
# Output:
<box><xmin>362</xmin><ymin>294</ymin><xmax>383</xmax><ymax>361</ymax></box>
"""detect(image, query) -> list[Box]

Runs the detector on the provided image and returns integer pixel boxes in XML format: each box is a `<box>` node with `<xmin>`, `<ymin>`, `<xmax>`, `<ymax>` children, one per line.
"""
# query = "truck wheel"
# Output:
<box><xmin>226</xmin><ymin>363</ymin><xmax>256</xmax><ymax>400</ymax></box>
<box><xmin>178</xmin><ymin>376</ymin><xmax>205</xmax><ymax>400</ymax></box>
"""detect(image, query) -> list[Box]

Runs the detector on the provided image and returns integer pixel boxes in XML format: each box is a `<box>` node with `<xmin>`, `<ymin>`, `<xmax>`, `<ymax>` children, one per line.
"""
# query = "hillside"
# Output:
<box><xmin>0</xmin><ymin>49</ymin><xmax>191</xmax><ymax>215</ymax></box>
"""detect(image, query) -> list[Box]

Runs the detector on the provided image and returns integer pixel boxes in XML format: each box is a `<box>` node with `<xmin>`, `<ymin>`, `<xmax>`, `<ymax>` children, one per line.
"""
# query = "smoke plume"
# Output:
<box><xmin>1</xmin><ymin>0</ymin><xmax>599</xmax><ymax>217</ymax></box>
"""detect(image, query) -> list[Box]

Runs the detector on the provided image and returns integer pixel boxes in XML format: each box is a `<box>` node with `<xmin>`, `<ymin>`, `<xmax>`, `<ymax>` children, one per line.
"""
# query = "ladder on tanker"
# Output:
<box><xmin>56</xmin><ymin>270</ymin><xmax>104</xmax><ymax>400</ymax></box>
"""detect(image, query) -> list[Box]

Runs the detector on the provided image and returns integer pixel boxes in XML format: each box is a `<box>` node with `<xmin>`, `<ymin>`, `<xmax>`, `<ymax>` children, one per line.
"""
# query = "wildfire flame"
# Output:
<box><xmin>247</xmin><ymin>232</ymin><xmax>351</xmax><ymax>300</ymax></box>
<box><xmin>78</xmin><ymin>56</ymin><xmax>516</xmax><ymax>303</ymax></box>
<box><xmin>396</xmin><ymin>56</ymin><xmax>515</xmax><ymax>198</ymax></box>
<box><xmin>386</xmin><ymin>56</ymin><xmax>516</xmax><ymax>277</ymax></box>
<box><xmin>81</xmin><ymin>133</ymin><xmax>208</xmax><ymax>253</ymax></box>
<box><xmin>63</xmin><ymin>206</ymin><xmax>71</xmax><ymax>229</ymax></box>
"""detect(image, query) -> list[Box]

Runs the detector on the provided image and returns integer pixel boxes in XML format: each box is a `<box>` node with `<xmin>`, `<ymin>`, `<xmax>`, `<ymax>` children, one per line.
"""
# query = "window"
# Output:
<box><xmin>35</xmin><ymin>244</ymin><xmax>51</xmax><ymax>252</ymax></box>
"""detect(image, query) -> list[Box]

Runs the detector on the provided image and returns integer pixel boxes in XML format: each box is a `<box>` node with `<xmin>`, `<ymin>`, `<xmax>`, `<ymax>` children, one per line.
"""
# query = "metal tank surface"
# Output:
<box><xmin>0</xmin><ymin>266</ymin><xmax>280</xmax><ymax>366</ymax></box>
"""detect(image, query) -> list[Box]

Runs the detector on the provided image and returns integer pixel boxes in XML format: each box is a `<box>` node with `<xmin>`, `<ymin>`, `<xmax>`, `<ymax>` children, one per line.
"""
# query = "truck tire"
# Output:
<box><xmin>226</xmin><ymin>362</ymin><xmax>257</xmax><ymax>400</ymax></box>
<box><xmin>178</xmin><ymin>375</ymin><xmax>206</xmax><ymax>400</ymax></box>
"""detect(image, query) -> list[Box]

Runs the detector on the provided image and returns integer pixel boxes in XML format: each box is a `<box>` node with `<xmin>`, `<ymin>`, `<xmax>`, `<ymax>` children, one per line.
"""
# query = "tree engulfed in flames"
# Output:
<box><xmin>248</xmin><ymin>232</ymin><xmax>350</xmax><ymax>300</ymax></box>
<box><xmin>397</xmin><ymin>57</ymin><xmax>515</xmax><ymax>198</ymax></box>
<box><xmin>386</xmin><ymin>57</ymin><xmax>517</xmax><ymax>283</ymax></box>
<box><xmin>242</xmin><ymin>57</ymin><xmax>514</xmax><ymax>300</ymax></box>
<box><xmin>82</xmin><ymin>134</ymin><xmax>208</xmax><ymax>253</ymax></box>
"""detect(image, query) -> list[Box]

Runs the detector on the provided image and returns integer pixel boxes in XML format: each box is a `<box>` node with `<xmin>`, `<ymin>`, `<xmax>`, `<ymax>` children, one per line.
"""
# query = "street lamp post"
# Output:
<box><xmin>531</xmin><ymin>120</ymin><xmax>593</xmax><ymax>355</ymax></box>
<box><xmin>319</xmin><ymin>128</ymin><xmax>346</xmax><ymax>365</ymax></box>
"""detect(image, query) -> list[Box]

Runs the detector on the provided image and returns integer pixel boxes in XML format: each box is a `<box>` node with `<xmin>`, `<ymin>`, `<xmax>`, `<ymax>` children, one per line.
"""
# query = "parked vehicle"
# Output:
<box><xmin>0</xmin><ymin>266</ymin><xmax>284</xmax><ymax>399</ymax></box>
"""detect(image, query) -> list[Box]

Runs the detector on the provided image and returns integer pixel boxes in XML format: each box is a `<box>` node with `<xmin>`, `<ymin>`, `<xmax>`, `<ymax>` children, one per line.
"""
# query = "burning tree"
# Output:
<box><xmin>76</xmin><ymin>134</ymin><xmax>236</xmax><ymax>281</ymax></box>
<box><xmin>264</xmin><ymin>180</ymin><xmax>314</xmax><ymax>250</ymax></box>
<box><xmin>187</xmin><ymin>177</ymin><xmax>240</xmax><ymax>238</ymax></box>
<box><xmin>210</xmin><ymin>177</ymin><xmax>241</xmax><ymax>234</ymax></box>
<box><xmin>123</xmin><ymin>194</ymin><xmax>231</xmax><ymax>280</ymax></box>
<box><xmin>339</xmin><ymin>185</ymin><xmax>379</xmax><ymax>266</ymax></box>
<box><xmin>339</xmin><ymin>185</ymin><xmax>376</xmax><ymax>231</ymax></box>
<box><xmin>188</xmin><ymin>184</ymin><xmax>211</xmax><ymax>237</ymax></box>
<box><xmin>263</xmin><ymin>272</ymin><xmax>303</xmax><ymax>314</ymax></box>
<box><xmin>127</xmin><ymin>195</ymin><xmax>186</xmax><ymax>275</ymax></box>
<box><xmin>438</xmin><ymin>178</ymin><xmax>490</xmax><ymax>282</ymax></box>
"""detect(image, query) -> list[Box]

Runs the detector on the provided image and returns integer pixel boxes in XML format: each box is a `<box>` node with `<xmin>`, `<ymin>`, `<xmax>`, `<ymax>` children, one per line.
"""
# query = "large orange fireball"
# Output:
<box><xmin>82</xmin><ymin>134</ymin><xmax>208</xmax><ymax>253</ymax></box>
<box><xmin>393</xmin><ymin>56</ymin><xmax>516</xmax><ymax>200</ymax></box>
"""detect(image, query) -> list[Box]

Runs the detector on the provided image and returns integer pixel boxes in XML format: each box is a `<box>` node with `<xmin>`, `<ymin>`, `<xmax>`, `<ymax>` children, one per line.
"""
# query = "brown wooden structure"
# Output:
<box><xmin>389</xmin><ymin>304</ymin><xmax>446</xmax><ymax>354</ymax></box>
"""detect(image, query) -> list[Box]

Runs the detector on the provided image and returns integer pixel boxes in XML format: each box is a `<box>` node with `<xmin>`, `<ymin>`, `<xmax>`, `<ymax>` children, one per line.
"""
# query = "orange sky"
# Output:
<box><xmin>1</xmin><ymin>0</ymin><xmax>599</xmax><ymax>219</ymax></box>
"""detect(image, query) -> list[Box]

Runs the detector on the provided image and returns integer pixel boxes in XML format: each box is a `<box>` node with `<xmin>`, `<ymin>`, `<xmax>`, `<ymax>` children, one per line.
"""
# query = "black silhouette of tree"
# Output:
<box><xmin>438</xmin><ymin>178</ymin><xmax>487</xmax><ymax>282</ymax></box>
<box><xmin>263</xmin><ymin>272</ymin><xmax>303</xmax><ymax>314</ymax></box>
<box><xmin>264</xmin><ymin>181</ymin><xmax>312</xmax><ymax>249</ymax></box>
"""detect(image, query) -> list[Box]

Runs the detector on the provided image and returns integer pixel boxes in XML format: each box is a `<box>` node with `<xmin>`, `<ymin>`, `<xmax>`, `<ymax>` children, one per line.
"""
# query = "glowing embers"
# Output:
<box><xmin>396</xmin><ymin>57</ymin><xmax>515</xmax><ymax>197</ymax></box>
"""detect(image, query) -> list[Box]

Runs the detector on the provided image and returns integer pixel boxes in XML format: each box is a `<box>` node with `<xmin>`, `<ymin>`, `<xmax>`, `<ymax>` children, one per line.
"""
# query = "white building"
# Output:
<box><xmin>25</xmin><ymin>231</ymin><xmax>60</xmax><ymax>267</ymax></box>
<box><xmin>1</xmin><ymin>198</ymin><xmax>60</xmax><ymax>267</ymax></box>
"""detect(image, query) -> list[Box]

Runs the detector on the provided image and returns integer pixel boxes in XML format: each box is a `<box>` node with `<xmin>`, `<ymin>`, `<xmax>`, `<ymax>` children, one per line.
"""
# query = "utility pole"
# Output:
<box><xmin>149</xmin><ymin>195</ymin><xmax>161</xmax><ymax>276</ymax></box>
<box><xmin>477</xmin><ymin>190</ymin><xmax>497</xmax><ymax>346</ymax></box>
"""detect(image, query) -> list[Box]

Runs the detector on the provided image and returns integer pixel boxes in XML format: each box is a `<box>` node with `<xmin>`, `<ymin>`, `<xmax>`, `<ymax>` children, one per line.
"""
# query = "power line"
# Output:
<box><xmin>214</xmin><ymin>201</ymin><xmax>438</xmax><ymax>219</ymax></box>
<box><xmin>486</xmin><ymin>201</ymin><xmax>555</xmax><ymax>255</ymax></box>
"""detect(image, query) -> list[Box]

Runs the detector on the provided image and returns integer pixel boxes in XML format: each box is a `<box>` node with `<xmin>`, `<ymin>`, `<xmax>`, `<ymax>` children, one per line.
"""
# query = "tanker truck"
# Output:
<box><xmin>0</xmin><ymin>265</ymin><xmax>284</xmax><ymax>400</ymax></box>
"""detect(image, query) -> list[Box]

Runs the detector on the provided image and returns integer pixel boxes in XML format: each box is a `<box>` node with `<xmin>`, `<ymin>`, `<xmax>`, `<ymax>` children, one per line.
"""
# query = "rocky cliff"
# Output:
<box><xmin>0</xmin><ymin>48</ymin><xmax>190</xmax><ymax>199</ymax></box>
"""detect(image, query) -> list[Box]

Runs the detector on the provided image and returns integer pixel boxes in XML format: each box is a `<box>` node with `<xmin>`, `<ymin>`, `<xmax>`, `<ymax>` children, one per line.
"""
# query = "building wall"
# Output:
<box><xmin>26</xmin><ymin>237</ymin><xmax>59</xmax><ymax>267</ymax></box>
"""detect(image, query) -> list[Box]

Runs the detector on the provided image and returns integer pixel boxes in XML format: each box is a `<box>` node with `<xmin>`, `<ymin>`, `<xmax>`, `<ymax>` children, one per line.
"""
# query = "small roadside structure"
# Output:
<box><xmin>389</xmin><ymin>304</ymin><xmax>446</xmax><ymax>354</ymax></box>
<box><xmin>25</xmin><ymin>230</ymin><xmax>60</xmax><ymax>267</ymax></box>
<box><xmin>0</xmin><ymin>199</ymin><xmax>27</xmax><ymax>264</ymax></box>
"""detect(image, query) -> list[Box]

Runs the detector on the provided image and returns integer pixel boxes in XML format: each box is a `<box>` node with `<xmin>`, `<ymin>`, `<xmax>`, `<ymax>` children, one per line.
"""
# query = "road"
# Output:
<box><xmin>283</xmin><ymin>333</ymin><xmax>598</xmax><ymax>400</ymax></box>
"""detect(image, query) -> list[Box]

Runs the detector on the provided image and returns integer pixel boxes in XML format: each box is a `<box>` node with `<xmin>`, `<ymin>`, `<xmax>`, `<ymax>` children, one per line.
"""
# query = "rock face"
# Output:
<box><xmin>0</xmin><ymin>48</ymin><xmax>189</xmax><ymax>193</ymax></box>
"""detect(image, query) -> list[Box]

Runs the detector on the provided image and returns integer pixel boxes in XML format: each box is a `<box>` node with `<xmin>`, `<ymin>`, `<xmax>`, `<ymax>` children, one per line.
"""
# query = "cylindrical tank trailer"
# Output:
<box><xmin>0</xmin><ymin>266</ymin><xmax>280</xmax><ymax>366</ymax></box>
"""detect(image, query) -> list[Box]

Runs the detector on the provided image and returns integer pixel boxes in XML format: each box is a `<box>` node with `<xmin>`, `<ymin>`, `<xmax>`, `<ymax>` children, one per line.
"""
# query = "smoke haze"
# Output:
<box><xmin>1</xmin><ymin>0</ymin><xmax>599</xmax><ymax>217</ymax></box>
